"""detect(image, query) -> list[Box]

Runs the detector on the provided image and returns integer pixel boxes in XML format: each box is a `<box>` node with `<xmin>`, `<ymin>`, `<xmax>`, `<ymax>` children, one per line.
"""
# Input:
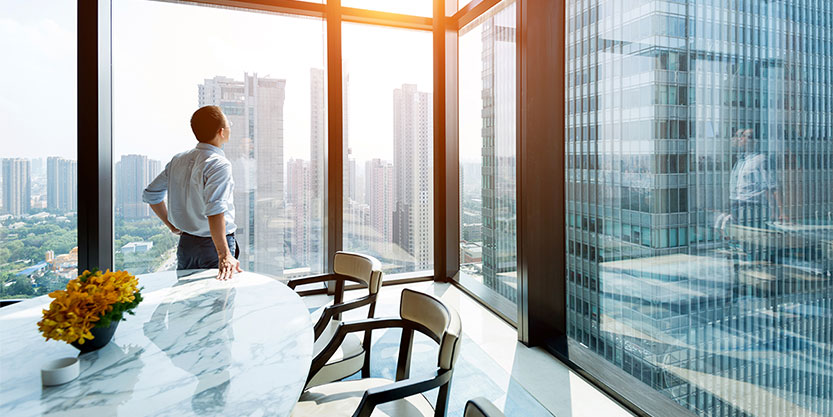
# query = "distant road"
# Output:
<box><xmin>156</xmin><ymin>248</ymin><xmax>177</xmax><ymax>272</ymax></box>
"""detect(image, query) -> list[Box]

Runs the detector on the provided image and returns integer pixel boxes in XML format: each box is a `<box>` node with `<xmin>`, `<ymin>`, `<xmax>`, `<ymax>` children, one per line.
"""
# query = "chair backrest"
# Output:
<box><xmin>333</xmin><ymin>251</ymin><xmax>383</xmax><ymax>294</ymax></box>
<box><xmin>399</xmin><ymin>289</ymin><xmax>462</xmax><ymax>370</ymax></box>
<box><xmin>464</xmin><ymin>398</ymin><xmax>505</xmax><ymax>417</ymax></box>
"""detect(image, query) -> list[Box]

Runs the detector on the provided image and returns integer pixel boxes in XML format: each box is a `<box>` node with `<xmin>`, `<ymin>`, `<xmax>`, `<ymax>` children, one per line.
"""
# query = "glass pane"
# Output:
<box><xmin>0</xmin><ymin>1</ymin><xmax>77</xmax><ymax>299</ymax></box>
<box><xmin>342</xmin><ymin>0</ymin><xmax>432</xmax><ymax>17</ymax></box>
<box><xmin>342</xmin><ymin>23</ymin><xmax>433</xmax><ymax>275</ymax></box>
<box><xmin>567</xmin><ymin>1</ymin><xmax>833</xmax><ymax>416</ymax></box>
<box><xmin>459</xmin><ymin>1</ymin><xmax>517</xmax><ymax>309</ymax></box>
<box><xmin>113</xmin><ymin>0</ymin><xmax>326</xmax><ymax>278</ymax></box>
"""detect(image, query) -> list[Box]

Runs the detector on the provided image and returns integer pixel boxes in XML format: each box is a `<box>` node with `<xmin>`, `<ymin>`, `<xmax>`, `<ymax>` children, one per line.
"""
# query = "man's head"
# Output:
<box><xmin>732</xmin><ymin>128</ymin><xmax>755</xmax><ymax>151</ymax></box>
<box><xmin>190</xmin><ymin>105</ymin><xmax>231</xmax><ymax>145</ymax></box>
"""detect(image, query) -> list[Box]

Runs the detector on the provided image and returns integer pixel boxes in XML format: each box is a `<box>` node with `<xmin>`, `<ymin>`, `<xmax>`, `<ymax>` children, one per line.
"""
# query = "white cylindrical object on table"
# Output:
<box><xmin>41</xmin><ymin>357</ymin><xmax>80</xmax><ymax>386</ymax></box>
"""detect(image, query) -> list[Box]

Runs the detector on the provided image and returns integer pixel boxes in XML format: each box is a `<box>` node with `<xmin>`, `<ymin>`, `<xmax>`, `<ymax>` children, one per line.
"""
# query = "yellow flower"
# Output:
<box><xmin>38</xmin><ymin>270</ymin><xmax>141</xmax><ymax>345</ymax></box>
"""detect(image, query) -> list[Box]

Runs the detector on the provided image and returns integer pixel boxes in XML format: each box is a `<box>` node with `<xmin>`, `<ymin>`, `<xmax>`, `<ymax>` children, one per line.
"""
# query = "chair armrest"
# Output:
<box><xmin>313</xmin><ymin>294</ymin><xmax>377</xmax><ymax>339</ymax></box>
<box><xmin>352</xmin><ymin>370</ymin><xmax>453</xmax><ymax>417</ymax></box>
<box><xmin>465</xmin><ymin>397</ymin><xmax>505</xmax><ymax>417</ymax></box>
<box><xmin>308</xmin><ymin>317</ymin><xmax>407</xmax><ymax>383</ymax></box>
<box><xmin>287</xmin><ymin>274</ymin><xmax>333</xmax><ymax>290</ymax></box>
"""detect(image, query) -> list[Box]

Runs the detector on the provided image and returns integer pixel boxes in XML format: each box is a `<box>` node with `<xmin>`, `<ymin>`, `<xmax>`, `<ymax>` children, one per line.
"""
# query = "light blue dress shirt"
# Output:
<box><xmin>142</xmin><ymin>143</ymin><xmax>236</xmax><ymax>238</ymax></box>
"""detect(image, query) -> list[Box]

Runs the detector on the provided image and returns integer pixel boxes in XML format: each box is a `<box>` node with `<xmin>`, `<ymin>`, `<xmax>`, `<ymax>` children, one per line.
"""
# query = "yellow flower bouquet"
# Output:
<box><xmin>37</xmin><ymin>269</ymin><xmax>143</xmax><ymax>350</ymax></box>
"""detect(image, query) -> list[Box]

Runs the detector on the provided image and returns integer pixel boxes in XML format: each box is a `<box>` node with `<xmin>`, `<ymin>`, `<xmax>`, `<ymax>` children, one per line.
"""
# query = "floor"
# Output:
<box><xmin>300</xmin><ymin>281</ymin><xmax>635</xmax><ymax>417</ymax></box>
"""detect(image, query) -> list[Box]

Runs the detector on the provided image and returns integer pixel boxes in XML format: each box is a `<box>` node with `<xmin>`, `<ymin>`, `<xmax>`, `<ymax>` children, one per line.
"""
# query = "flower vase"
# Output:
<box><xmin>71</xmin><ymin>321</ymin><xmax>119</xmax><ymax>354</ymax></box>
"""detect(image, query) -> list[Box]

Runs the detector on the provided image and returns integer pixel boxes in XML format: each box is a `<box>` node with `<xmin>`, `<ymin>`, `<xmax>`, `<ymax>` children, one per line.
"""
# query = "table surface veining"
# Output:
<box><xmin>0</xmin><ymin>270</ymin><xmax>313</xmax><ymax>417</ymax></box>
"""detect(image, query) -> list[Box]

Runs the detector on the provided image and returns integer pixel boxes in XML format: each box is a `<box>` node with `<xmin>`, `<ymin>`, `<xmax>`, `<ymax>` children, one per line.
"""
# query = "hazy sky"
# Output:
<box><xmin>3</xmin><ymin>0</ymin><xmax>482</xmax><ymax>165</ymax></box>
<box><xmin>1</xmin><ymin>0</ymin><xmax>77</xmax><ymax>160</ymax></box>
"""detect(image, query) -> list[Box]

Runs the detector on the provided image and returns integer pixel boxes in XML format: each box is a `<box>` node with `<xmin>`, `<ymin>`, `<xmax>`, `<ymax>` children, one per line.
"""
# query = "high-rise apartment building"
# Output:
<box><xmin>47</xmin><ymin>157</ymin><xmax>77</xmax><ymax>212</ymax></box>
<box><xmin>1</xmin><ymin>158</ymin><xmax>31</xmax><ymax>216</ymax></box>
<box><xmin>30</xmin><ymin>158</ymin><xmax>45</xmax><ymax>178</ymax></box>
<box><xmin>309</xmin><ymin>68</ymin><xmax>326</xmax><ymax>272</ymax></box>
<box><xmin>392</xmin><ymin>84</ymin><xmax>434</xmax><ymax>271</ymax></box>
<box><xmin>287</xmin><ymin>158</ymin><xmax>311</xmax><ymax>268</ymax></box>
<box><xmin>116</xmin><ymin>154</ymin><xmax>161</xmax><ymax>219</ymax></box>
<box><xmin>567</xmin><ymin>1</ymin><xmax>833</xmax><ymax>416</ymax></box>
<box><xmin>479</xmin><ymin>6</ymin><xmax>518</xmax><ymax>302</ymax></box>
<box><xmin>199</xmin><ymin>73</ymin><xmax>286</xmax><ymax>274</ymax></box>
<box><xmin>365</xmin><ymin>158</ymin><xmax>394</xmax><ymax>244</ymax></box>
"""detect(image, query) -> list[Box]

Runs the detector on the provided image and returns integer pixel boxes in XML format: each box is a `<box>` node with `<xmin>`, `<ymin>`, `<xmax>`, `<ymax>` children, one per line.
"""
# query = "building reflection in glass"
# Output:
<box><xmin>567</xmin><ymin>1</ymin><xmax>833</xmax><ymax>416</ymax></box>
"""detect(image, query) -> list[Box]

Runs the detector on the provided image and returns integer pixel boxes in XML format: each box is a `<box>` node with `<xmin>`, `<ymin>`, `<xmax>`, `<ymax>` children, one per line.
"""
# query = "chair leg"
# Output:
<box><xmin>361</xmin><ymin>330</ymin><xmax>372</xmax><ymax>378</ymax></box>
<box><xmin>434</xmin><ymin>381</ymin><xmax>451</xmax><ymax>417</ymax></box>
<box><xmin>362</xmin><ymin>303</ymin><xmax>376</xmax><ymax>378</ymax></box>
<box><xmin>395</xmin><ymin>328</ymin><xmax>414</xmax><ymax>381</ymax></box>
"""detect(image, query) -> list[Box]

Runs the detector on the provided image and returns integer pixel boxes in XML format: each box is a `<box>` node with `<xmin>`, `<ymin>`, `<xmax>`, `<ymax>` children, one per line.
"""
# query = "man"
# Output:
<box><xmin>143</xmin><ymin>105</ymin><xmax>242</xmax><ymax>280</ymax></box>
<box><xmin>727</xmin><ymin>128</ymin><xmax>785</xmax><ymax>262</ymax></box>
<box><xmin>729</xmin><ymin>128</ymin><xmax>784</xmax><ymax>227</ymax></box>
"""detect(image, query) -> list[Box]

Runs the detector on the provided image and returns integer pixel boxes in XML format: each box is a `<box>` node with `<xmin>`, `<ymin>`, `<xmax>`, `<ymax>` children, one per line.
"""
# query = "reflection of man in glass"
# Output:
<box><xmin>728</xmin><ymin>128</ymin><xmax>784</xmax><ymax>261</ymax></box>
<box><xmin>729</xmin><ymin>128</ymin><xmax>784</xmax><ymax>226</ymax></box>
<box><xmin>143</xmin><ymin>279</ymin><xmax>236</xmax><ymax>415</ymax></box>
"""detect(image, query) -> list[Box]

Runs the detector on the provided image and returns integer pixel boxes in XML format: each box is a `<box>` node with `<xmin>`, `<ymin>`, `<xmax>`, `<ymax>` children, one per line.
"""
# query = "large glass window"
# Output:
<box><xmin>566</xmin><ymin>1</ymin><xmax>833</xmax><ymax>416</ymax></box>
<box><xmin>458</xmin><ymin>1</ymin><xmax>517</xmax><ymax>312</ymax></box>
<box><xmin>341</xmin><ymin>23</ymin><xmax>433</xmax><ymax>276</ymax></box>
<box><xmin>113</xmin><ymin>0</ymin><xmax>326</xmax><ymax>278</ymax></box>
<box><xmin>0</xmin><ymin>1</ymin><xmax>78</xmax><ymax>299</ymax></box>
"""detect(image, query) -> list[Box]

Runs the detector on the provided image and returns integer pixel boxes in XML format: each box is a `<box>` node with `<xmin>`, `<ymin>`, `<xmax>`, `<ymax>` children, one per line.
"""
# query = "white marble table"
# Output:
<box><xmin>0</xmin><ymin>270</ymin><xmax>313</xmax><ymax>416</ymax></box>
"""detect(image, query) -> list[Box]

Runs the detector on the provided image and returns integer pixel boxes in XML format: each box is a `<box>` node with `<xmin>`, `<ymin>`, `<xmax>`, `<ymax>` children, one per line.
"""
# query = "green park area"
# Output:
<box><xmin>0</xmin><ymin>215</ymin><xmax>176</xmax><ymax>300</ymax></box>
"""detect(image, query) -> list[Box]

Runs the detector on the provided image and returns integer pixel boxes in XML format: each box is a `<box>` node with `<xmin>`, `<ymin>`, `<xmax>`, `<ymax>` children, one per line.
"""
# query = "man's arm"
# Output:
<box><xmin>143</xmin><ymin>162</ymin><xmax>181</xmax><ymax>233</ymax></box>
<box><xmin>204</xmin><ymin>159</ymin><xmax>240</xmax><ymax>280</ymax></box>
<box><xmin>150</xmin><ymin>202</ymin><xmax>181</xmax><ymax>235</ymax></box>
<box><xmin>208</xmin><ymin>213</ymin><xmax>241</xmax><ymax>280</ymax></box>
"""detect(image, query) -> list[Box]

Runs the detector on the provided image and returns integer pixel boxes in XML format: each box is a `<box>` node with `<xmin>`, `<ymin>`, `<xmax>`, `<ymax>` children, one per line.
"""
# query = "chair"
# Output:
<box><xmin>464</xmin><ymin>398</ymin><xmax>505</xmax><ymax>417</ymax></box>
<box><xmin>292</xmin><ymin>289</ymin><xmax>462</xmax><ymax>417</ymax></box>
<box><xmin>288</xmin><ymin>251</ymin><xmax>384</xmax><ymax>388</ymax></box>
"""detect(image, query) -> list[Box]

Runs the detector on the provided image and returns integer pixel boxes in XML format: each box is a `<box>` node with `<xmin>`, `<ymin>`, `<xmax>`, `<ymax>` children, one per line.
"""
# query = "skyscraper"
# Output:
<box><xmin>287</xmin><ymin>158</ymin><xmax>311</xmax><ymax>268</ymax></box>
<box><xmin>309</xmin><ymin>68</ymin><xmax>326</xmax><ymax>272</ymax></box>
<box><xmin>116</xmin><ymin>154</ymin><xmax>161</xmax><ymax>219</ymax></box>
<box><xmin>480</xmin><ymin>5</ymin><xmax>518</xmax><ymax>302</ymax></box>
<box><xmin>567</xmin><ymin>2</ymin><xmax>833</xmax><ymax>416</ymax></box>
<box><xmin>365</xmin><ymin>158</ymin><xmax>394</xmax><ymax>244</ymax></box>
<box><xmin>199</xmin><ymin>73</ymin><xmax>286</xmax><ymax>274</ymax></box>
<box><xmin>1</xmin><ymin>158</ymin><xmax>31</xmax><ymax>216</ymax></box>
<box><xmin>393</xmin><ymin>84</ymin><xmax>434</xmax><ymax>271</ymax></box>
<box><xmin>30</xmin><ymin>157</ymin><xmax>45</xmax><ymax>178</ymax></box>
<box><xmin>47</xmin><ymin>157</ymin><xmax>77</xmax><ymax>212</ymax></box>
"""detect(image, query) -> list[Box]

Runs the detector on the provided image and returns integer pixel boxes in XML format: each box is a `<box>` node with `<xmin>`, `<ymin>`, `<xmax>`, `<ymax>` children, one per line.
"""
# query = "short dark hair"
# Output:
<box><xmin>190</xmin><ymin>106</ymin><xmax>226</xmax><ymax>143</ymax></box>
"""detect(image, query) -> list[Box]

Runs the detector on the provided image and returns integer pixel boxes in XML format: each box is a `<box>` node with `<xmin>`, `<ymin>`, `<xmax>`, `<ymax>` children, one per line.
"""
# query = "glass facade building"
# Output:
<box><xmin>459</xmin><ymin>0</ymin><xmax>518</xmax><ymax>308</ymax></box>
<box><xmin>567</xmin><ymin>1</ymin><xmax>833</xmax><ymax>416</ymax></box>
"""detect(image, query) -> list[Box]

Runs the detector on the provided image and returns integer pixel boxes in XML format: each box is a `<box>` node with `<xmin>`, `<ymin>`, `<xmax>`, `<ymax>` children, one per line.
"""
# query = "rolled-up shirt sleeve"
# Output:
<box><xmin>142</xmin><ymin>162</ymin><xmax>169</xmax><ymax>205</ymax></box>
<box><xmin>203</xmin><ymin>158</ymin><xmax>233</xmax><ymax>217</ymax></box>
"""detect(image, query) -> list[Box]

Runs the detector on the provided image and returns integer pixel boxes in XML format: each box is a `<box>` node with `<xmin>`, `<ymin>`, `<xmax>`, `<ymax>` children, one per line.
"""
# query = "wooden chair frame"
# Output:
<box><xmin>288</xmin><ymin>272</ymin><xmax>378</xmax><ymax>377</ymax></box>
<box><xmin>306</xmin><ymin>293</ymin><xmax>458</xmax><ymax>417</ymax></box>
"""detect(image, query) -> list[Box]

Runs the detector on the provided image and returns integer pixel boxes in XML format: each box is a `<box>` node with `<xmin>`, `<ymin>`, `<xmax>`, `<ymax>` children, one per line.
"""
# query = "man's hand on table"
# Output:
<box><xmin>217</xmin><ymin>252</ymin><xmax>242</xmax><ymax>281</ymax></box>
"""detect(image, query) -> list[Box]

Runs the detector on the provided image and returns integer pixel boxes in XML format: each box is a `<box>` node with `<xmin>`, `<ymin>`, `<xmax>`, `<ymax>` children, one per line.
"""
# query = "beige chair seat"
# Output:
<box><xmin>307</xmin><ymin>307</ymin><xmax>366</xmax><ymax>388</ymax></box>
<box><xmin>292</xmin><ymin>378</ymin><xmax>435</xmax><ymax>417</ymax></box>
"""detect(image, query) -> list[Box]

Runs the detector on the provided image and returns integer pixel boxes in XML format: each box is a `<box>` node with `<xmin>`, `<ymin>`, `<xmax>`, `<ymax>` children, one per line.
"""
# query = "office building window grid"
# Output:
<box><xmin>567</xmin><ymin>1</ymin><xmax>833</xmax><ymax>416</ymax></box>
<box><xmin>459</xmin><ymin>0</ymin><xmax>518</xmax><ymax>306</ymax></box>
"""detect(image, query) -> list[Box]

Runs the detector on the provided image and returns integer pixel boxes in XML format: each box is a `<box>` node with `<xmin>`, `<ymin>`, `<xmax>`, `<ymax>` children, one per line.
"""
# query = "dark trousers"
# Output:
<box><xmin>177</xmin><ymin>232</ymin><xmax>239</xmax><ymax>270</ymax></box>
<box><xmin>730</xmin><ymin>201</ymin><xmax>772</xmax><ymax>262</ymax></box>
